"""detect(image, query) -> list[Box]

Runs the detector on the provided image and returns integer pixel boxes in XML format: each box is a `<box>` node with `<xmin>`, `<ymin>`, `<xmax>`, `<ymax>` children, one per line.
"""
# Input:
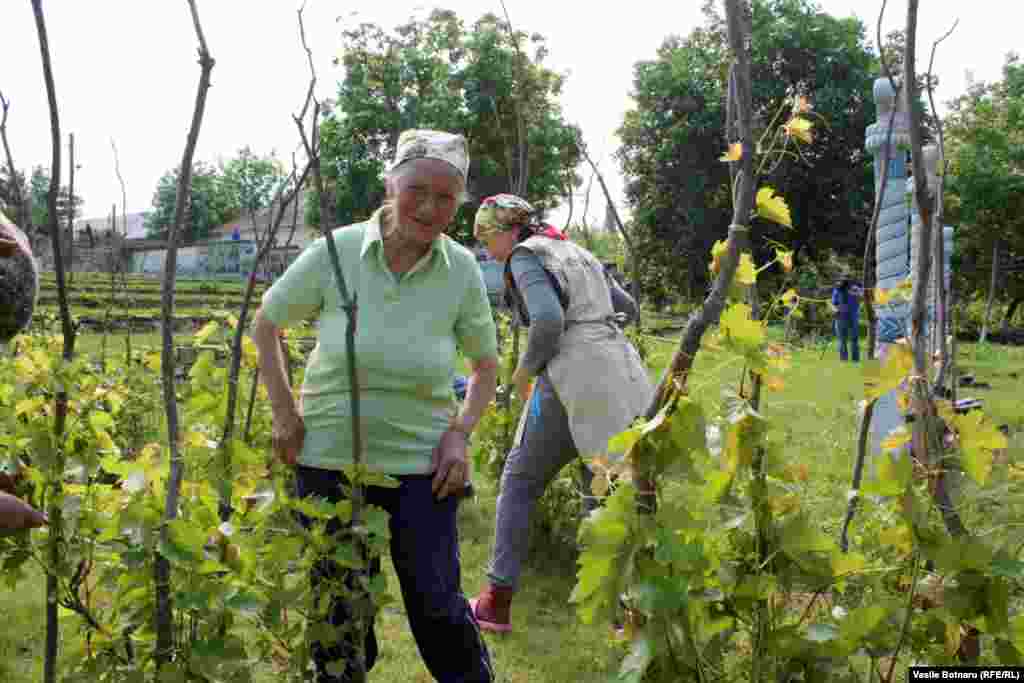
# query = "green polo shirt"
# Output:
<box><xmin>260</xmin><ymin>209</ymin><xmax>497</xmax><ymax>474</ymax></box>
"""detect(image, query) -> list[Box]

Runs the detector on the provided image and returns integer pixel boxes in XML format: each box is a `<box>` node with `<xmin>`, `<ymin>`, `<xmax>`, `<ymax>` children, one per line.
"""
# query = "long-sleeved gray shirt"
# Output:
<box><xmin>509</xmin><ymin>249</ymin><xmax>637</xmax><ymax>375</ymax></box>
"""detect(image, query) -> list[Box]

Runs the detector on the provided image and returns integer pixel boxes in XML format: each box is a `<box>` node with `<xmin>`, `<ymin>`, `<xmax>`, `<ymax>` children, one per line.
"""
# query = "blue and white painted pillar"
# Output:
<box><xmin>865</xmin><ymin>78</ymin><xmax>912</xmax><ymax>457</ymax></box>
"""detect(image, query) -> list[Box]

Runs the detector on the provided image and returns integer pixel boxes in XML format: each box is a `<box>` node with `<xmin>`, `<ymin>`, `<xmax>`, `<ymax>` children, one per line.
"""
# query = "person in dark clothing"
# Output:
<box><xmin>831</xmin><ymin>278</ymin><xmax>861</xmax><ymax>362</ymax></box>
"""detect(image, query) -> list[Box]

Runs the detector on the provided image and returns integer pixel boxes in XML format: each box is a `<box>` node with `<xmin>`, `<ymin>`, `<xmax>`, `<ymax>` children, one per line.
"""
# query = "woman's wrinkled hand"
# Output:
<box><xmin>0</xmin><ymin>491</ymin><xmax>48</xmax><ymax>531</ymax></box>
<box><xmin>431</xmin><ymin>429</ymin><xmax>470</xmax><ymax>501</ymax></box>
<box><xmin>272</xmin><ymin>411</ymin><xmax>305</xmax><ymax>466</ymax></box>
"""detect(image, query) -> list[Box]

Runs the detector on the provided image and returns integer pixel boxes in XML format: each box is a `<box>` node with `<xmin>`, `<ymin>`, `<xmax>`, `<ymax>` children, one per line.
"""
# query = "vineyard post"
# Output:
<box><xmin>841</xmin><ymin>0</ymin><xmax>910</xmax><ymax>547</ymax></box>
<box><xmin>100</xmin><ymin>203</ymin><xmax>116</xmax><ymax>371</ymax></box>
<box><xmin>154</xmin><ymin>0</ymin><xmax>214</xmax><ymax>668</ymax></box>
<box><xmin>29</xmin><ymin>1</ymin><xmax>77</xmax><ymax>680</ymax></box>
<box><xmin>636</xmin><ymin>0</ymin><xmax>757</xmax><ymax>513</ymax></box>
<box><xmin>66</xmin><ymin>132</ymin><xmax>74</xmax><ymax>284</ymax></box>
<box><xmin>110</xmin><ymin>139</ymin><xmax>132</xmax><ymax>363</ymax></box>
<box><xmin>294</xmin><ymin>3</ymin><xmax>370</xmax><ymax>677</ymax></box>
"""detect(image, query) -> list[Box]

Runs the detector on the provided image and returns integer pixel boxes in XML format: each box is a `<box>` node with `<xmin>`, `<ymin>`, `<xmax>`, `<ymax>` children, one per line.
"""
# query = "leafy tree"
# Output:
<box><xmin>318</xmin><ymin>8</ymin><xmax>581</xmax><ymax>243</ymax></box>
<box><xmin>617</xmin><ymin>0</ymin><xmax>881</xmax><ymax>301</ymax></box>
<box><xmin>144</xmin><ymin>162</ymin><xmax>235</xmax><ymax>243</ymax></box>
<box><xmin>944</xmin><ymin>54</ymin><xmax>1024</xmax><ymax>315</ymax></box>
<box><xmin>13</xmin><ymin>165</ymin><xmax>81</xmax><ymax>236</ymax></box>
<box><xmin>145</xmin><ymin>147</ymin><xmax>284</xmax><ymax>245</ymax></box>
<box><xmin>219</xmin><ymin>146</ymin><xmax>287</xmax><ymax>218</ymax></box>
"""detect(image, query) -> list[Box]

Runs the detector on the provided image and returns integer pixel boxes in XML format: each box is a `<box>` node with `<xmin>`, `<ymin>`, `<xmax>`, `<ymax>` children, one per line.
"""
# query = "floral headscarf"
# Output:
<box><xmin>390</xmin><ymin>129</ymin><xmax>469</xmax><ymax>180</ymax></box>
<box><xmin>473</xmin><ymin>193</ymin><xmax>566</xmax><ymax>241</ymax></box>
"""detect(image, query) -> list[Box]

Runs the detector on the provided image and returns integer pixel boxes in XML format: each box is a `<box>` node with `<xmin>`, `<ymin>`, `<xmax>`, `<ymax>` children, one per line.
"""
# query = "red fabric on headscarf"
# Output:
<box><xmin>535</xmin><ymin>223</ymin><xmax>567</xmax><ymax>240</ymax></box>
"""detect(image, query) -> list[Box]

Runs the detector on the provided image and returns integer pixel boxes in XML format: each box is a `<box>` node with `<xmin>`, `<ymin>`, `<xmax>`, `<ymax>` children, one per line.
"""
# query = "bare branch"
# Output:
<box><xmin>0</xmin><ymin>89</ymin><xmax>24</xmax><ymax>228</ymax></box>
<box><xmin>295</xmin><ymin>0</ymin><xmax>318</xmax><ymax>124</ymax></box>
<box><xmin>110</xmin><ymin>139</ymin><xmax>128</xmax><ymax>237</ymax></box>
<box><xmin>499</xmin><ymin>0</ymin><xmax>529</xmax><ymax>195</ymax></box>
<box><xmin>155</xmin><ymin>0</ymin><xmax>215</xmax><ymax>666</ymax></box>
<box><xmin>30</xmin><ymin>2</ymin><xmax>75</xmax><ymax>681</ymax></box>
<box><xmin>877</xmin><ymin>0</ymin><xmax>894</xmax><ymax>82</ymax></box>
<box><xmin>635</xmin><ymin>0</ymin><xmax>757</xmax><ymax>514</ymax></box>
<box><xmin>927</xmin><ymin>19</ymin><xmax>958</xmax><ymax>393</ymax></box>
<box><xmin>845</xmin><ymin>1</ymin><xmax>904</xmax><ymax>552</ymax></box>
<box><xmin>293</xmin><ymin>7</ymin><xmax>369</xmax><ymax>676</ymax></box>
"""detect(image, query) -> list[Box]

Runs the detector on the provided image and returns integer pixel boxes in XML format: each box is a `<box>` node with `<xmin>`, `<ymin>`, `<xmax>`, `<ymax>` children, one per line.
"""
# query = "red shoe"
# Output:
<box><xmin>469</xmin><ymin>584</ymin><xmax>514</xmax><ymax>633</ymax></box>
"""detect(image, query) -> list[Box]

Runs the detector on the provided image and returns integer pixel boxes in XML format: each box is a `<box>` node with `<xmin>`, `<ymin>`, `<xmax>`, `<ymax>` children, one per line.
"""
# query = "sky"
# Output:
<box><xmin>1</xmin><ymin>0</ymin><xmax>1018</xmax><ymax>230</ymax></box>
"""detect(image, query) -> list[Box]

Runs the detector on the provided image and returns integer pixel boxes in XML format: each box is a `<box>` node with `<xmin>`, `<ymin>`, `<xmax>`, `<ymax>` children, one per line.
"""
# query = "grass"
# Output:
<box><xmin>2</xmin><ymin>321</ymin><xmax>1023</xmax><ymax>681</ymax></box>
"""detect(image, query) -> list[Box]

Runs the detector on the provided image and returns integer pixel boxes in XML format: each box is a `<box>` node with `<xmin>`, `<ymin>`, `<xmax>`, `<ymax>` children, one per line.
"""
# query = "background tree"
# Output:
<box><xmin>944</xmin><ymin>53</ymin><xmax>1024</xmax><ymax>332</ymax></box>
<box><xmin>317</xmin><ymin>8</ymin><xmax>580</xmax><ymax>242</ymax></box>
<box><xmin>618</xmin><ymin>0</ymin><xmax>881</xmax><ymax>302</ymax></box>
<box><xmin>145</xmin><ymin>161</ymin><xmax>231</xmax><ymax>242</ymax></box>
<box><xmin>145</xmin><ymin>147</ymin><xmax>283</xmax><ymax>244</ymax></box>
<box><xmin>21</xmin><ymin>165</ymin><xmax>81</xmax><ymax>237</ymax></box>
<box><xmin>219</xmin><ymin>145</ymin><xmax>288</xmax><ymax>219</ymax></box>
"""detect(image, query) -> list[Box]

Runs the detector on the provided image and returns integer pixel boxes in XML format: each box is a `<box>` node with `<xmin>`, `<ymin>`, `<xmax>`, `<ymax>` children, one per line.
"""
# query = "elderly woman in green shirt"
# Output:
<box><xmin>252</xmin><ymin>130</ymin><xmax>497</xmax><ymax>683</ymax></box>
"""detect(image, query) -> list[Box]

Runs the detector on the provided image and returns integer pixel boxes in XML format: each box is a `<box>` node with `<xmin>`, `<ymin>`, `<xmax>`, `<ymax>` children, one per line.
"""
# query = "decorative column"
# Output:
<box><xmin>865</xmin><ymin>77</ymin><xmax>912</xmax><ymax>458</ymax></box>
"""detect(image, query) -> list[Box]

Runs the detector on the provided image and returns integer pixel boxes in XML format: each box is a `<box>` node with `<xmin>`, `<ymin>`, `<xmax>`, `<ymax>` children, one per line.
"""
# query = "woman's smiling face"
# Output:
<box><xmin>387</xmin><ymin>158</ymin><xmax>464</xmax><ymax>248</ymax></box>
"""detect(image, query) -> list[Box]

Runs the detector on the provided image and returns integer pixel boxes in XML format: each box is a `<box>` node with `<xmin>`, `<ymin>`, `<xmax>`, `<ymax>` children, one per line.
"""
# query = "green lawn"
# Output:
<box><xmin>2</xmin><ymin>323</ymin><xmax>1023</xmax><ymax>681</ymax></box>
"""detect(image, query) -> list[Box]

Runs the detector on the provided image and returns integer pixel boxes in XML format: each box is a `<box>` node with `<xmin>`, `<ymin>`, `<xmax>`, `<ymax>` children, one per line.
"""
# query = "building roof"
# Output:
<box><xmin>73</xmin><ymin>211</ymin><xmax>148</xmax><ymax>239</ymax></box>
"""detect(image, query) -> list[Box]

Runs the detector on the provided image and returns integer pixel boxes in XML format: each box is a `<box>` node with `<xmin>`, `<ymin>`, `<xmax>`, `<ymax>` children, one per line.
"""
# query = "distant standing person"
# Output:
<box><xmin>831</xmin><ymin>278</ymin><xmax>861</xmax><ymax>362</ymax></box>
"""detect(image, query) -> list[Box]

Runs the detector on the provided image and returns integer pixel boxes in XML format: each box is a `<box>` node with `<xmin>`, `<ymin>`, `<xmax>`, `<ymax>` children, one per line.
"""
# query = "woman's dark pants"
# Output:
<box><xmin>294</xmin><ymin>465</ymin><xmax>493</xmax><ymax>683</ymax></box>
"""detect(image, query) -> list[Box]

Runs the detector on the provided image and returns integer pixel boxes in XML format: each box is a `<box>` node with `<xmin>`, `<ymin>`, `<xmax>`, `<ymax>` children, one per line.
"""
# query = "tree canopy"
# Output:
<box><xmin>617</xmin><ymin>0</ymin><xmax>880</xmax><ymax>300</ymax></box>
<box><xmin>944</xmin><ymin>53</ymin><xmax>1024</xmax><ymax>304</ymax></box>
<box><xmin>144</xmin><ymin>148</ymin><xmax>286</xmax><ymax>243</ymax></box>
<box><xmin>316</xmin><ymin>8</ymin><xmax>581</xmax><ymax>243</ymax></box>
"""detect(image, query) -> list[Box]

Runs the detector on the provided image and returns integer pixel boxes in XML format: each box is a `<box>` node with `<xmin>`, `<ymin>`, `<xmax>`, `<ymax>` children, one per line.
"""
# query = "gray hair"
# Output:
<box><xmin>385</xmin><ymin>158</ymin><xmax>471</xmax><ymax>205</ymax></box>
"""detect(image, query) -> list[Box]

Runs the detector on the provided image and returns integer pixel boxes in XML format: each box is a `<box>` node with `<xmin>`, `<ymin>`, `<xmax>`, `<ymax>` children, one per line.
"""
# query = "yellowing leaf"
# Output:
<box><xmin>709</xmin><ymin>239</ymin><xmax>729</xmax><ymax>276</ymax></box>
<box><xmin>242</xmin><ymin>336</ymin><xmax>258</xmax><ymax>368</ymax></box>
<box><xmin>736</xmin><ymin>253</ymin><xmax>757</xmax><ymax>285</ymax></box>
<box><xmin>719</xmin><ymin>303</ymin><xmax>766</xmax><ymax>352</ymax></box>
<box><xmin>863</xmin><ymin>341</ymin><xmax>913</xmax><ymax>401</ymax></box>
<box><xmin>183</xmin><ymin>430</ymin><xmax>208</xmax><ymax>449</ymax></box>
<box><xmin>897</xmin><ymin>391</ymin><xmax>912</xmax><ymax>412</ymax></box>
<box><xmin>953</xmin><ymin>411</ymin><xmax>1007</xmax><ymax>485</ymax></box>
<box><xmin>832</xmin><ymin>551</ymin><xmax>867</xmax><ymax>577</ymax></box>
<box><xmin>782</xmin><ymin>462</ymin><xmax>809</xmax><ymax>482</ymax></box>
<box><xmin>878</xmin><ymin>524</ymin><xmax>913</xmax><ymax>553</ymax></box>
<box><xmin>783</xmin><ymin>116</ymin><xmax>814</xmax><ymax>144</ymax></box>
<box><xmin>194</xmin><ymin>321</ymin><xmax>220</xmax><ymax>345</ymax></box>
<box><xmin>719</xmin><ymin>142</ymin><xmax>743</xmax><ymax>162</ymax></box>
<box><xmin>756</xmin><ymin>187</ymin><xmax>792</xmax><ymax>228</ymax></box>
<box><xmin>144</xmin><ymin>352</ymin><xmax>161</xmax><ymax>372</ymax></box>
<box><xmin>15</xmin><ymin>397</ymin><xmax>45</xmax><ymax>417</ymax></box>
<box><xmin>95</xmin><ymin>429</ymin><xmax>119</xmax><ymax>454</ymax></box>
<box><xmin>870</xmin><ymin>454</ymin><xmax>913</xmax><ymax>497</ymax></box>
<box><xmin>781</xmin><ymin>288</ymin><xmax>798</xmax><ymax>306</ymax></box>
<box><xmin>881</xmin><ymin>426</ymin><xmax>912</xmax><ymax>452</ymax></box>
<box><xmin>878</xmin><ymin>278</ymin><xmax>914</xmax><ymax>307</ymax></box>
<box><xmin>775</xmin><ymin>249</ymin><xmax>794</xmax><ymax>273</ymax></box>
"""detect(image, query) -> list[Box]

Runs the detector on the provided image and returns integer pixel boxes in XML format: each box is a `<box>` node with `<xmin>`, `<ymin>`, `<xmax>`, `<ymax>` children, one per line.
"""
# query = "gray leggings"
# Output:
<box><xmin>487</xmin><ymin>373</ymin><xmax>597</xmax><ymax>590</ymax></box>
